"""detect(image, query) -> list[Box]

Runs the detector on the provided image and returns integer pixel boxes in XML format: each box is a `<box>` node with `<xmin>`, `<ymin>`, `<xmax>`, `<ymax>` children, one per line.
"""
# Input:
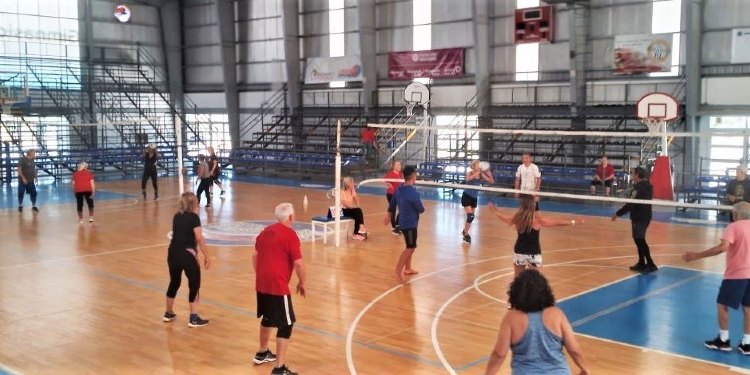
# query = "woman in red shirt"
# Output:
<box><xmin>72</xmin><ymin>161</ymin><xmax>95</xmax><ymax>223</ymax></box>
<box><xmin>384</xmin><ymin>160</ymin><xmax>403</xmax><ymax>234</ymax></box>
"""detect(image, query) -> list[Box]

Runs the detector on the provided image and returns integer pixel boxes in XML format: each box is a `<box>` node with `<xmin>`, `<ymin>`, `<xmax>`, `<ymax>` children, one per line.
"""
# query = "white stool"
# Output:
<box><xmin>311</xmin><ymin>216</ymin><xmax>353</xmax><ymax>244</ymax></box>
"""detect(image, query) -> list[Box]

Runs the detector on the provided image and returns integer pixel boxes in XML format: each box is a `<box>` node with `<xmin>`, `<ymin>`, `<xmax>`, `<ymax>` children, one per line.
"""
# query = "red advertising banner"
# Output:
<box><xmin>388</xmin><ymin>48</ymin><xmax>464</xmax><ymax>80</ymax></box>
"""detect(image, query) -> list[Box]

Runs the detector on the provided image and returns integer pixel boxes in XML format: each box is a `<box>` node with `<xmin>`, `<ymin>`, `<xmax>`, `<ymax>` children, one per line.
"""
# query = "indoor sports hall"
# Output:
<box><xmin>1</xmin><ymin>1</ymin><xmax>749</xmax><ymax>374</ymax></box>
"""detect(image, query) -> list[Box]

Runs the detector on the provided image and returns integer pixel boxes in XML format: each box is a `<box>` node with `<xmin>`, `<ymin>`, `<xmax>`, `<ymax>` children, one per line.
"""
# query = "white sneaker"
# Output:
<box><xmin>89</xmin><ymin>218</ymin><xmax>94</xmax><ymax>223</ymax></box>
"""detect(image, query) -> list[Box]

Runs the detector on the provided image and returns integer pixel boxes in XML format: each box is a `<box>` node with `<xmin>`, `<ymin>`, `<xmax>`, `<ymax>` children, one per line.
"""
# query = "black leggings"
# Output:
<box><xmin>632</xmin><ymin>221</ymin><xmax>655</xmax><ymax>266</ymax></box>
<box><xmin>166</xmin><ymin>251</ymin><xmax>201</xmax><ymax>302</ymax></box>
<box><xmin>342</xmin><ymin>207</ymin><xmax>365</xmax><ymax>234</ymax></box>
<box><xmin>141</xmin><ymin>168</ymin><xmax>158</xmax><ymax>192</ymax></box>
<box><xmin>386</xmin><ymin>194</ymin><xmax>400</xmax><ymax>229</ymax></box>
<box><xmin>75</xmin><ymin>192</ymin><xmax>94</xmax><ymax>214</ymax></box>
<box><xmin>196</xmin><ymin>178</ymin><xmax>212</xmax><ymax>204</ymax></box>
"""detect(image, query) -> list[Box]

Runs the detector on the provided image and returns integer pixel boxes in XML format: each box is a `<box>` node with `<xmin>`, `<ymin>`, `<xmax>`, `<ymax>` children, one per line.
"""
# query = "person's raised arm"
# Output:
<box><xmin>537</xmin><ymin>214</ymin><xmax>581</xmax><ymax>228</ymax></box>
<box><xmin>484</xmin><ymin>313</ymin><xmax>513</xmax><ymax>375</ymax></box>
<box><xmin>683</xmin><ymin>239</ymin><xmax>730</xmax><ymax>262</ymax></box>
<box><xmin>558</xmin><ymin>309</ymin><xmax>589</xmax><ymax>375</ymax></box>
<box><xmin>482</xmin><ymin>169</ymin><xmax>495</xmax><ymax>184</ymax></box>
<box><xmin>487</xmin><ymin>202</ymin><xmax>513</xmax><ymax>225</ymax></box>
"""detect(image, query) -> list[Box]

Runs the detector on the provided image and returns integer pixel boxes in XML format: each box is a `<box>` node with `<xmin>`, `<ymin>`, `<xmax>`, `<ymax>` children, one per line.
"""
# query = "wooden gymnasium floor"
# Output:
<box><xmin>0</xmin><ymin>177</ymin><xmax>739</xmax><ymax>374</ymax></box>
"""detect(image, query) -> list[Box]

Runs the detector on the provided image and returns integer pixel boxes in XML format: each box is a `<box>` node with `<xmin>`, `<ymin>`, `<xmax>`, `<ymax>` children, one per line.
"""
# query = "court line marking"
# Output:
<box><xmin>570</xmin><ymin>272</ymin><xmax>705</xmax><ymax>328</ymax></box>
<box><xmin>0</xmin><ymin>362</ymin><xmax>22</xmax><ymax>375</ymax></box>
<box><xmin>0</xmin><ymin>243</ymin><xmax>167</xmax><ymax>271</ymax></box>
<box><xmin>452</xmin><ymin>264</ymin><xmax>738</xmax><ymax>373</ymax></box>
<box><xmin>344</xmin><ymin>243</ymin><xmax>708</xmax><ymax>375</ymax></box>
<box><xmin>82</xmin><ymin>268</ymin><xmax>445</xmax><ymax>368</ymax></box>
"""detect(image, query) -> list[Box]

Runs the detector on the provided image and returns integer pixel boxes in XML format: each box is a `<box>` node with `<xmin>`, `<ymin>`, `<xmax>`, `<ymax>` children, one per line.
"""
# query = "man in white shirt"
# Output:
<box><xmin>514</xmin><ymin>153</ymin><xmax>542</xmax><ymax>209</ymax></box>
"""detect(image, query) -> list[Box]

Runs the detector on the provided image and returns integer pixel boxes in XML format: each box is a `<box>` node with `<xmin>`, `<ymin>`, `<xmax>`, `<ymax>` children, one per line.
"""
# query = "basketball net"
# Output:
<box><xmin>641</xmin><ymin>117</ymin><xmax>664</xmax><ymax>134</ymax></box>
<box><xmin>405</xmin><ymin>101</ymin><xmax>417</xmax><ymax>117</ymax></box>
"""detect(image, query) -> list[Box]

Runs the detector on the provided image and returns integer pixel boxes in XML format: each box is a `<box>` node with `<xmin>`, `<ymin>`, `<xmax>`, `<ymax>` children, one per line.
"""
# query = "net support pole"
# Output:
<box><xmin>661</xmin><ymin>121</ymin><xmax>669</xmax><ymax>157</ymax></box>
<box><xmin>175</xmin><ymin>115</ymin><xmax>185</xmax><ymax>194</ymax></box>
<box><xmin>334</xmin><ymin>119</ymin><xmax>342</xmax><ymax>248</ymax></box>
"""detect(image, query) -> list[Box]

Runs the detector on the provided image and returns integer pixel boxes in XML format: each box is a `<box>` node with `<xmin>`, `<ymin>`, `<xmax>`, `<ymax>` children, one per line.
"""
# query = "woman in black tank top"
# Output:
<box><xmin>488</xmin><ymin>195</ymin><xmax>582</xmax><ymax>277</ymax></box>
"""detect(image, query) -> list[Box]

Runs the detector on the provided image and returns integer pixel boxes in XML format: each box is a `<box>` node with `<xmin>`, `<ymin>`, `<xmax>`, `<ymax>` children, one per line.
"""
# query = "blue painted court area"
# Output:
<box><xmin>0</xmin><ymin>183</ymin><xmax>133</xmax><ymax>210</ymax></box>
<box><xmin>558</xmin><ymin>266</ymin><xmax>750</xmax><ymax>369</ymax></box>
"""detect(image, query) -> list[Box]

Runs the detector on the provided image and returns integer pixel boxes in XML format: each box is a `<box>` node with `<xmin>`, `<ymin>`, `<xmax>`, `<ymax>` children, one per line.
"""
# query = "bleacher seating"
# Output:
<box><xmin>676</xmin><ymin>175</ymin><xmax>731</xmax><ymax>206</ymax></box>
<box><xmin>229</xmin><ymin>148</ymin><xmax>364</xmax><ymax>178</ymax></box>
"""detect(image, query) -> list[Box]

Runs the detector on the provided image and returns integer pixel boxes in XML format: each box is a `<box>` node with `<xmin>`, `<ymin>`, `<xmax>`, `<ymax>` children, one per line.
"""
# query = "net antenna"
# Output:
<box><xmin>403</xmin><ymin>82</ymin><xmax>430</xmax><ymax>117</ymax></box>
<box><xmin>637</xmin><ymin>92</ymin><xmax>679</xmax><ymax>157</ymax></box>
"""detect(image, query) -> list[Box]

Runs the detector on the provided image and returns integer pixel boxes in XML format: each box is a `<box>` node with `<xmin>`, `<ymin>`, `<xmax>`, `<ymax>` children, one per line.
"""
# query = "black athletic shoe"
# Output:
<box><xmin>739</xmin><ymin>343</ymin><xmax>750</xmax><ymax>355</ymax></box>
<box><xmin>629</xmin><ymin>263</ymin><xmax>645</xmax><ymax>272</ymax></box>
<box><xmin>187</xmin><ymin>316</ymin><xmax>209</xmax><ymax>327</ymax></box>
<box><xmin>643</xmin><ymin>264</ymin><xmax>659</xmax><ymax>273</ymax></box>
<box><xmin>391</xmin><ymin>228</ymin><xmax>401</xmax><ymax>235</ymax></box>
<box><xmin>18</xmin><ymin>206</ymin><xmax>22</xmax><ymax>212</ymax></box>
<box><xmin>163</xmin><ymin>311</ymin><xmax>176</xmax><ymax>322</ymax></box>
<box><xmin>704</xmin><ymin>336</ymin><xmax>731</xmax><ymax>351</ymax></box>
<box><xmin>32</xmin><ymin>206</ymin><xmax>39</xmax><ymax>213</ymax></box>
<box><xmin>253</xmin><ymin>349</ymin><xmax>277</xmax><ymax>365</ymax></box>
<box><xmin>270</xmin><ymin>365</ymin><xmax>298</xmax><ymax>375</ymax></box>
<box><xmin>462</xmin><ymin>231</ymin><xmax>471</xmax><ymax>243</ymax></box>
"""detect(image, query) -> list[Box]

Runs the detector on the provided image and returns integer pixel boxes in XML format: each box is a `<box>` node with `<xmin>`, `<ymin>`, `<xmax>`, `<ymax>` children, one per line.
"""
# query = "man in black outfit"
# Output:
<box><xmin>612</xmin><ymin>167</ymin><xmax>657</xmax><ymax>273</ymax></box>
<box><xmin>726</xmin><ymin>166</ymin><xmax>750</xmax><ymax>222</ymax></box>
<box><xmin>142</xmin><ymin>144</ymin><xmax>159</xmax><ymax>200</ymax></box>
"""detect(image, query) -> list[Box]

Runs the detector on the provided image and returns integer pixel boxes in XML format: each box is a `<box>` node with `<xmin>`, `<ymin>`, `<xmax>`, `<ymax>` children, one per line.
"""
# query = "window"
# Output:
<box><xmin>412</xmin><ymin>0</ymin><xmax>432</xmax><ymax>85</ymax></box>
<box><xmin>707</xmin><ymin>116</ymin><xmax>749</xmax><ymax>175</ymax></box>
<box><xmin>329</xmin><ymin>0</ymin><xmax>345</xmax><ymax>88</ymax></box>
<box><xmin>0</xmin><ymin>0</ymin><xmax>80</xmax><ymax>89</ymax></box>
<box><xmin>515</xmin><ymin>0</ymin><xmax>540</xmax><ymax>81</ymax></box>
<box><xmin>650</xmin><ymin>0</ymin><xmax>681</xmax><ymax>77</ymax></box>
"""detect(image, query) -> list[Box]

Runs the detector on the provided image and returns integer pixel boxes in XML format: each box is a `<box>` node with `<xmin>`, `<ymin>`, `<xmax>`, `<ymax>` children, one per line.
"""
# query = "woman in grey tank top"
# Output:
<box><xmin>484</xmin><ymin>270</ymin><xmax>589</xmax><ymax>375</ymax></box>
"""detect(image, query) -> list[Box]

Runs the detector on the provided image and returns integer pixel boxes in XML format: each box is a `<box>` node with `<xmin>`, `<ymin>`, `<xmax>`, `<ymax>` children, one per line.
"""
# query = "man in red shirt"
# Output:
<box><xmin>361</xmin><ymin>127</ymin><xmax>377</xmax><ymax>164</ymax></box>
<box><xmin>590</xmin><ymin>156</ymin><xmax>616</xmax><ymax>196</ymax></box>
<box><xmin>253</xmin><ymin>203</ymin><xmax>306</xmax><ymax>375</ymax></box>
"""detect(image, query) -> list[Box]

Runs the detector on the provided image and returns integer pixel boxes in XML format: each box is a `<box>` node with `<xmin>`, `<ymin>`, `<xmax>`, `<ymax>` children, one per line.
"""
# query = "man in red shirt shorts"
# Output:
<box><xmin>590</xmin><ymin>156</ymin><xmax>616</xmax><ymax>196</ymax></box>
<box><xmin>253</xmin><ymin>203</ymin><xmax>306</xmax><ymax>375</ymax></box>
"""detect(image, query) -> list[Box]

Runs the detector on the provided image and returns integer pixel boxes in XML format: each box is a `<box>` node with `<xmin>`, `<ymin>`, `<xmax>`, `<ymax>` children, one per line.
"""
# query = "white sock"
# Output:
<box><xmin>743</xmin><ymin>334</ymin><xmax>750</xmax><ymax>345</ymax></box>
<box><xmin>720</xmin><ymin>330</ymin><xmax>729</xmax><ymax>341</ymax></box>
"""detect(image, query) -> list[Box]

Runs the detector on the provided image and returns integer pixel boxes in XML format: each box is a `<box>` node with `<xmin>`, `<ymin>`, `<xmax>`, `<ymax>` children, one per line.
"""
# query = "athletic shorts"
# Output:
<box><xmin>257</xmin><ymin>292</ymin><xmax>295</xmax><ymax>327</ymax></box>
<box><xmin>717</xmin><ymin>279</ymin><xmax>750</xmax><ymax>309</ymax></box>
<box><xmin>402</xmin><ymin>228</ymin><xmax>417</xmax><ymax>249</ymax></box>
<box><xmin>513</xmin><ymin>253</ymin><xmax>543</xmax><ymax>267</ymax></box>
<box><xmin>590</xmin><ymin>179</ymin><xmax>613</xmax><ymax>187</ymax></box>
<box><xmin>461</xmin><ymin>193</ymin><xmax>478</xmax><ymax>208</ymax></box>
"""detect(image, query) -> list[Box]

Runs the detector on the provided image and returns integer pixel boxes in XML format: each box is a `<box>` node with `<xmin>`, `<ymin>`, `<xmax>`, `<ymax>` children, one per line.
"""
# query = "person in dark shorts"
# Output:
<box><xmin>386</xmin><ymin>165</ymin><xmax>425</xmax><ymax>283</ymax></box>
<box><xmin>612</xmin><ymin>167</ymin><xmax>656</xmax><ymax>273</ymax></box>
<box><xmin>488</xmin><ymin>195</ymin><xmax>579</xmax><ymax>277</ymax></box>
<box><xmin>71</xmin><ymin>161</ymin><xmax>95</xmax><ymax>223</ymax></box>
<box><xmin>17</xmin><ymin>149</ymin><xmax>39</xmax><ymax>213</ymax></box>
<box><xmin>142</xmin><ymin>144</ymin><xmax>159</xmax><ymax>200</ymax></box>
<box><xmin>684</xmin><ymin>202</ymin><xmax>750</xmax><ymax>354</ymax></box>
<box><xmin>163</xmin><ymin>192</ymin><xmax>212</xmax><ymax>327</ymax></box>
<box><xmin>207</xmin><ymin>147</ymin><xmax>225</xmax><ymax>196</ymax></box>
<box><xmin>461</xmin><ymin>160</ymin><xmax>494</xmax><ymax>243</ymax></box>
<box><xmin>590</xmin><ymin>156</ymin><xmax>616</xmax><ymax>196</ymax></box>
<box><xmin>253</xmin><ymin>203</ymin><xmax>306</xmax><ymax>375</ymax></box>
<box><xmin>195</xmin><ymin>154</ymin><xmax>212</xmax><ymax>208</ymax></box>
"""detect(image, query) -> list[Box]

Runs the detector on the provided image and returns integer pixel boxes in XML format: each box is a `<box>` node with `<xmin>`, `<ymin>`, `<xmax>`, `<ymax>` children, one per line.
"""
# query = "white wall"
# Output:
<box><xmin>702</xmin><ymin>77</ymin><xmax>750</xmax><ymax>106</ymax></box>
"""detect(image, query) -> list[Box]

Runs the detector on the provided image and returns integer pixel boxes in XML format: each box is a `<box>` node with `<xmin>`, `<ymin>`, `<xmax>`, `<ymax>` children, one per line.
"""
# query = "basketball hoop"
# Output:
<box><xmin>403</xmin><ymin>82</ymin><xmax>430</xmax><ymax>117</ymax></box>
<box><xmin>636</xmin><ymin>92</ymin><xmax>679</xmax><ymax>132</ymax></box>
